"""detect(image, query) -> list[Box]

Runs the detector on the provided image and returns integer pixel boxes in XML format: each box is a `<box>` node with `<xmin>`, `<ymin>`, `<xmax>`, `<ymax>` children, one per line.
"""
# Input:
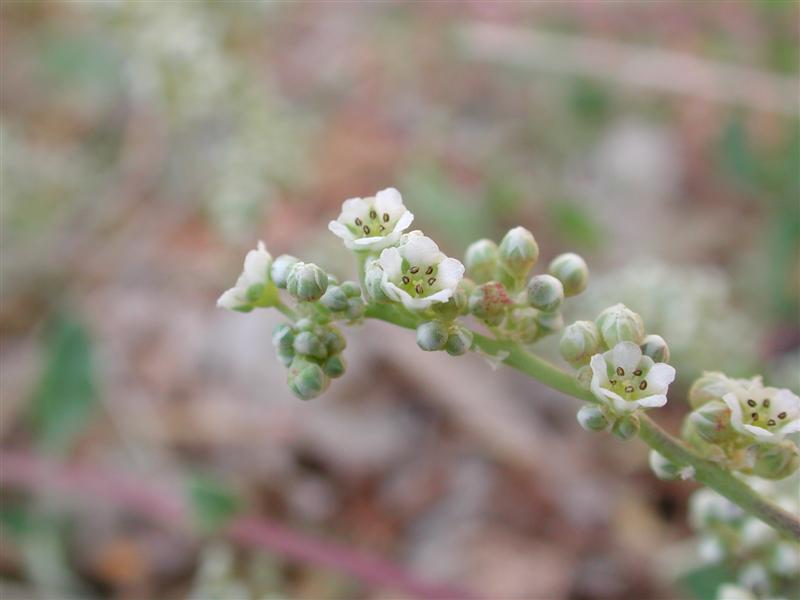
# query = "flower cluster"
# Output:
<box><xmin>686</xmin><ymin>476</ymin><xmax>800</xmax><ymax>600</ymax></box>
<box><xmin>561</xmin><ymin>304</ymin><xmax>676</xmax><ymax>439</ymax></box>
<box><xmin>682</xmin><ymin>372</ymin><xmax>800</xmax><ymax>479</ymax></box>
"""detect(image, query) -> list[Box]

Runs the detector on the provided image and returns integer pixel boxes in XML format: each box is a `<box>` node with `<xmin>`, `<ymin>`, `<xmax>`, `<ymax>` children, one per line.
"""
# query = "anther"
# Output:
<box><xmin>763</xmin><ymin>399</ymin><xmax>770</xmax><ymax>408</ymax></box>
<box><xmin>616</xmin><ymin>367</ymin><xmax>624</xmax><ymax>376</ymax></box>
<box><xmin>362</xmin><ymin>225</ymin><xmax>371</xmax><ymax>234</ymax></box>
<box><xmin>401</xmin><ymin>276</ymin><xmax>410</xmax><ymax>284</ymax></box>
<box><xmin>747</xmin><ymin>399</ymin><xmax>756</xmax><ymax>407</ymax></box>
<box><xmin>415</xmin><ymin>284</ymin><xmax>424</xmax><ymax>295</ymax></box>
<box><xmin>426</xmin><ymin>266</ymin><xmax>434</xmax><ymax>275</ymax></box>
<box><xmin>382</xmin><ymin>213</ymin><xmax>390</xmax><ymax>222</ymax></box>
<box><xmin>767</xmin><ymin>419</ymin><xmax>776</xmax><ymax>427</ymax></box>
<box><xmin>409</xmin><ymin>266</ymin><xmax>419</xmax><ymax>274</ymax></box>
<box><xmin>427</xmin><ymin>277</ymin><xmax>436</xmax><ymax>285</ymax></box>
<box><xmin>625</xmin><ymin>385</ymin><xmax>634</xmax><ymax>393</ymax></box>
<box><xmin>355</xmin><ymin>217</ymin><xmax>362</xmax><ymax>226</ymax></box>
<box><xmin>369</xmin><ymin>209</ymin><xmax>377</xmax><ymax>219</ymax></box>
<box><xmin>751</xmin><ymin>413</ymin><xmax>758</xmax><ymax>421</ymax></box>
<box><xmin>609</xmin><ymin>379</ymin><xmax>617</xmax><ymax>385</ymax></box>
<box><xmin>379</xmin><ymin>225</ymin><xmax>386</xmax><ymax>232</ymax></box>
<box><xmin>639</xmin><ymin>380</ymin><xmax>647</xmax><ymax>390</ymax></box>
<box><xmin>778</xmin><ymin>412</ymin><xmax>787</xmax><ymax>419</ymax></box>
<box><xmin>633</xmin><ymin>369</ymin><xmax>642</xmax><ymax>376</ymax></box>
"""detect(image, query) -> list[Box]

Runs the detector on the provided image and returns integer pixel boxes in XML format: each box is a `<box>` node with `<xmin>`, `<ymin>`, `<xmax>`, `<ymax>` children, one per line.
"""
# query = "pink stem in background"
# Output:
<box><xmin>0</xmin><ymin>451</ymin><xmax>475</xmax><ymax>600</ymax></box>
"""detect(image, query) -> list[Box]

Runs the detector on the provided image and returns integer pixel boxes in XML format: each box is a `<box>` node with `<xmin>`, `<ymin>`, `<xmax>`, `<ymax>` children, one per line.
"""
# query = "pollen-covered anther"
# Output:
<box><xmin>625</xmin><ymin>385</ymin><xmax>634</xmax><ymax>393</ymax></box>
<box><xmin>616</xmin><ymin>367</ymin><xmax>625</xmax><ymax>376</ymax></box>
<box><xmin>410</xmin><ymin>266</ymin><xmax>419</xmax><ymax>274</ymax></box>
<box><xmin>428</xmin><ymin>277</ymin><xmax>436</xmax><ymax>285</ymax></box>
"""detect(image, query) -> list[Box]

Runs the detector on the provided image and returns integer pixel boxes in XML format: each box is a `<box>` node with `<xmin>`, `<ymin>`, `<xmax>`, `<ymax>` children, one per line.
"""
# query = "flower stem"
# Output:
<box><xmin>276</xmin><ymin>301</ymin><xmax>298</xmax><ymax>321</ymax></box>
<box><xmin>364</xmin><ymin>303</ymin><xmax>800</xmax><ymax>541</ymax></box>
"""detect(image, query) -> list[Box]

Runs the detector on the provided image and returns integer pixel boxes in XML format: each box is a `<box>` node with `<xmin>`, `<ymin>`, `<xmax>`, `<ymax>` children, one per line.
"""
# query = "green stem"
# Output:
<box><xmin>365</xmin><ymin>303</ymin><xmax>800</xmax><ymax>541</ymax></box>
<box><xmin>276</xmin><ymin>301</ymin><xmax>298</xmax><ymax>321</ymax></box>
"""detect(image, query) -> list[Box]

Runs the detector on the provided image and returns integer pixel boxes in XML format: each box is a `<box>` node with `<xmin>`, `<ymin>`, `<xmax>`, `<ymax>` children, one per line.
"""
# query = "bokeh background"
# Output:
<box><xmin>2</xmin><ymin>2</ymin><xmax>799</xmax><ymax>599</ymax></box>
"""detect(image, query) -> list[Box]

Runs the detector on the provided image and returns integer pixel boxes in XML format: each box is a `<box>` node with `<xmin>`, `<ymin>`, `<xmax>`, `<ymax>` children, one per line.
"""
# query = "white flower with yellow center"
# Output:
<box><xmin>722</xmin><ymin>377</ymin><xmax>800</xmax><ymax>444</ymax></box>
<box><xmin>375</xmin><ymin>231</ymin><xmax>464</xmax><ymax>311</ymax></box>
<box><xmin>328</xmin><ymin>187</ymin><xmax>414</xmax><ymax>252</ymax></box>
<box><xmin>217</xmin><ymin>241</ymin><xmax>276</xmax><ymax>311</ymax></box>
<box><xmin>589</xmin><ymin>341</ymin><xmax>676</xmax><ymax>415</ymax></box>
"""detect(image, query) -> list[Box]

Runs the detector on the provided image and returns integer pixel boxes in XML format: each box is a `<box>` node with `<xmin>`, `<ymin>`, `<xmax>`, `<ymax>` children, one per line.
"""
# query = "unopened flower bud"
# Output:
<box><xmin>469</xmin><ymin>282</ymin><xmax>511</xmax><ymax>324</ymax></box>
<box><xmin>271</xmin><ymin>255</ymin><xmax>300</xmax><ymax>289</ymax></box>
<box><xmin>416</xmin><ymin>321</ymin><xmax>449</xmax><ymax>352</ymax></box>
<box><xmin>548</xmin><ymin>253</ymin><xmax>588</xmax><ymax>297</ymax></box>
<box><xmin>276</xmin><ymin>347</ymin><xmax>295</xmax><ymax>368</ymax></box>
<box><xmin>611</xmin><ymin>414</ymin><xmax>640</xmax><ymax>441</ymax></box>
<box><xmin>319</xmin><ymin>285</ymin><xmax>349</xmax><ymax>312</ymax></box>
<box><xmin>445</xmin><ymin>325</ymin><xmax>473</xmax><ymax>356</ymax></box>
<box><xmin>364</xmin><ymin>260</ymin><xmax>389</xmax><ymax>302</ymax></box>
<box><xmin>320</xmin><ymin>327</ymin><xmax>346</xmax><ymax>356</ymax></box>
<box><xmin>339</xmin><ymin>281</ymin><xmax>362</xmax><ymax>298</ymax></box>
<box><xmin>295</xmin><ymin>318</ymin><xmax>314</xmax><ymax>331</ymax></box>
<box><xmin>272</xmin><ymin>323</ymin><xmax>295</xmax><ymax>351</ymax></box>
<box><xmin>293</xmin><ymin>331</ymin><xmax>328</xmax><ymax>360</ymax></box>
<box><xmin>498</xmin><ymin>227</ymin><xmax>539</xmax><ymax>281</ymax></box>
<box><xmin>749</xmin><ymin>441</ymin><xmax>800</xmax><ymax>480</ymax></box>
<box><xmin>287</xmin><ymin>358</ymin><xmax>329</xmax><ymax>401</ymax></box>
<box><xmin>641</xmin><ymin>334</ymin><xmax>670</xmax><ymax>364</ymax></box>
<box><xmin>527</xmin><ymin>274</ymin><xmax>564</xmax><ymax>312</ymax></box>
<box><xmin>560</xmin><ymin>320</ymin><xmax>601</xmax><ymax>366</ymax></box>
<box><xmin>322</xmin><ymin>354</ymin><xmax>347</xmax><ymax>379</ymax></box>
<box><xmin>464</xmin><ymin>239</ymin><xmax>500</xmax><ymax>284</ymax></box>
<box><xmin>576</xmin><ymin>365</ymin><xmax>593</xmax><ymax>390</ymax></box>
<box><xmin>535</xmin><ymin>310</ymin><xmax>564</xmax><ymax>335</ymax></box>
<box><xmin>596</xmin><ymin>303</ymin><xmax>645</xmax><ymax>348</ymax></box>
<box><xmin>287</xmin><ymin>262</ymin><xmax>329</xmax><ymax>302</ymax></box>
<box><xmin>577</xmin><ymin>405</ymin><xmax>609</xmax><ymax>432</ymax></box>
<box><xmin>688</xmin><ymin>372</ymin><xmax>731</xmax><ymax>409</ymax></box>
<box><xmin>687</xmin><ymin>400</ymin><xmax>732</xmax><ymax>444</ymax></box>
<box><xmin>649</xmin><ymin>450</ymin><xmax>681</xmax><ymax>480</ymax></box>
<box><xmin>345</xmin><ymin>297</ymin><xmax>365</xmax><ymax>320</ymax></box>
<box><xmin>433</xmin><ymin>278</ymin><xmax>474</xmax><ymax>320</ymax></box>
<box><xmin>508</xmin><ymin>307</ymin><xmax>539</xmax><ymax>344</ymax></box>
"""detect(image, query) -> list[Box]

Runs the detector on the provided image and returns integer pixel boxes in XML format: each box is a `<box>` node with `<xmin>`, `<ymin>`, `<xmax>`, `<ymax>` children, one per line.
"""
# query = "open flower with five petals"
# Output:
<box><xmin>373</xmin><ymin>231</ymin><xmax>465</xmax><ymax>311</ymax></box>
<box><xmin>722</xmin><ymin>378</ymin><xmax>800</xmax><ymax>444</ymax></box>
<box><xmin>589</xmin><ymin>341</ymin><xmax>676</xmax><ymax>415</ymax></box>
<box><xmin>328</xmin><ymin>187</ymin><xmax>414</xmax><ymax>252</ymax></box>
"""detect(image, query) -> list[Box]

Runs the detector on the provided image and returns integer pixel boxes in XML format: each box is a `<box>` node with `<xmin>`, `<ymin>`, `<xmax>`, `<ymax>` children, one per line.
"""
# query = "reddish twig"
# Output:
<box><xmin>0</xmin><ymin>451</ymin><xmax>475</xmax><ymax>600</ymax></box>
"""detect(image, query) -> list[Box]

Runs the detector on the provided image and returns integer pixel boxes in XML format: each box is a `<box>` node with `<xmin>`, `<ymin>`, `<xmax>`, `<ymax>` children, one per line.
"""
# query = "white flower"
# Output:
<box><xmin>328</xmin><ymin>187</ymin><xmax>414</xmax><ymax>252</ymax></box>
<box><xmin>217</xmin><ymin>241</ymin><xmax>273</xmax><ymax>311</ymax></box>
<box><xmin>589</xmin><ymin>341</ymin><xmax>676</xmax><ymax>415</ymax></box>
<box><xmin>722</xmin><ymin>378</ymin><xmax>800</xmax><ymax>444</ymax></box>
<box><xmin>374</xmin><ymin>231</ymin><xmax>464</xmax><ymax>310</ymax></box>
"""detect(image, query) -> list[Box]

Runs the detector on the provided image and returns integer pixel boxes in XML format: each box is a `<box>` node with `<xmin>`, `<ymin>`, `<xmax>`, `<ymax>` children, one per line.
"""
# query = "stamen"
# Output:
<box><xmin>401</xmin><ymin>276</ymin><xmax>410</xmax><ymax>284</ymax></box>
<box><xmin>409</xmin><ymin>266</ymin><xmax>419</xmax><ymax>274</ymax></box>
<box><xmin>639</xmin><ymin>381</ymin><xmax>647</xmax><ymax>390</ymax></box>
<box><xmin>778</xmin><ymin>412</ymin><xmax>787</xmax><ymax>419</ymax></box>
<box><xmin>362</xmin><ymin>225</ymin><xmax>371</xmax><ymax>234</ymax></box>
<box><xmin>426</xmin><ymin>266</ymin><xmax>433</xmax><ymax>275</ymax></box>
<box><xmin>763</xmin><ymin>399</ymin><xmax>770</xmax><ymax>408</ymax></box>
<box><xmin>427</xmin><ymin>277</ymin><xmax>436</xmax><ymax>285</ymax></box>
<box><xmin>747</xmin><ymin>399</ymin><xmax>756</xmax><ymax>407</ymax></box>
<box><xmin>633</xmin><ymin>369</ymin><xmax>642</xmax><ymax>376</ymax></box>
<box><xmin>369</xmin><ymin>209</ymin><xmax>377</xmax><ymax>219</ymax></box>
<box><xmin>767</xmin><ymin>419</ymin><xmax>776</xmax><ymax>427</ymax></box>
<box><xmin>355</xmin><ymin>217</ymin><xmax>362</xmax><ymax>226</ymax></box>
<box><xmin>625</xmin><ymin>385</ymin><xmax>634</xmax><ymax>393</ymax></box>
<box><xmin>609</xmin><ymin>379</ymin><xmax>617</xmax><ymax>385</ymax></box>
<box><xmin>382</xmin><ymin>213</ymin><xmax>390</xmax><ymax>222</ymax></box>
<box><xmin>415</xmin><ymin>284</ymin><xmax>424</xmax><ymax>295</ymax></box>
<box><xmin>616</xmin><ymin>367</ymin><xmax>624</xmax><ymax>376</ymax></box>
<box><xmin>380</xmin><ymin>225</ymin><xmax>386</xmax><ymax>232</ymax></box>
<box><xmin>751</xmin><ymin>413</ymin><xmax>758</xmax><ymax>421</ymax></box>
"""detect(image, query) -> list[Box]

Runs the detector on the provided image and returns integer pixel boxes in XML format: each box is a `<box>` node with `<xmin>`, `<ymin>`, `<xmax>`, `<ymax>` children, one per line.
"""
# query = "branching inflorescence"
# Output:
<box><xmin>218</xmin><ymin>188</ymin><xmax>800</xmax><ymax>597</ymax></box>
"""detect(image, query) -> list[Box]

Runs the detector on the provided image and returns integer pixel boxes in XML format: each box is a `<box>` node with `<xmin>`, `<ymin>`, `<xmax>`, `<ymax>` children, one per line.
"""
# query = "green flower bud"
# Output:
<box><xmin>319</xmin><ymin>285</ymin><xmax>349</xmax><ymax>312</ymax></box>
<box><xmin>548</xmin><ymin>253</ymin><xmax>588</xmax><ymax>297</ymax></box>
<box><xmin>649</xmin><ymin>450</ymin><xmax>681</xmax><ymax>480</ymax></box>
<box><xmin>271</xmin><ymin>255</ymin><xmax>300</xmax><ymax>289</ymax></box>
<box><xmin>272</xmin><ymin>323</ymin><xmax>295</xmax><ymax>351</ymax></box>
<box><xmin>686</xmin><ymin>399</ymin><xmax>732</xmax><ymax>444</ymax></box>
<box><xmin>295</xmin><ymin>317</ymin><xmax>314</xmax><ymax>332</ymax></box>
<box><xmin>320</xmin><ymin>327</ymin><xmax>346</xmax><ymax>355</ymax></box>
<box><xmin>749</xmin><ymin>441</ymin><xmax>800</xmax><ymax>480</ymax></box>
<box><xmin>464</xmin><ymin>239</ymin><xmax>500</xmax><ymax>284</ymax></box>
<box><xmin>641</xmin><ymin>334</ymin><xmax>670</xmax><ymax>364</ymax></box>
<box><xmin>498</xmin><ymin>227</ymin><xmax>539</xmax><ymax>281</ymax></box>
<box><xmin>577</xmin><ymin>405</ymin><xmax>609</xmax><ymax>432</ymax></box>
<box><xmin>468</xmin><ymin>282</ymin><xmax>512</xmax><ymax>323</ymax></box>
<box><xmin>559</xmin><ymin>320</ymin><xmax>601</xmax><ymax>366</ymax></box>
<box><xmin>416</xmin><ymin>321</ymin><xmax>449</xmax><ymax>352</ymax></box>
<box><xmin>345</xmin><ymin>297</ymin><xmax>365</xmax><ymax>321</ymax></box>
<box><xmin>364</xmin><ymin>261</ymin><xmax>389</xmax><ymax>302</ymax></box>
<box><xmin>596</xmin><ymin>303</ymin><xmax>645</xmax><ymax>348</ymax></box>
<box><xmin>287</xmin><ymin>358</ymin><xmax>329</xmax><ymax>401</ymax></box>
<box><xmin>508</xmin><ymin>307</ymin><xmax>540</xmax><ymax>344</ymax></box>
<box><xmin>326</xmin><ymin>273</ymin><xmax>340</xmax><ymax>286</ymax></box>
<box><xmin>339</xmin><ymin>281</ymin><xmax>362</xmax><ymax>298</ymax></box>
<box><xmin>287</xmin><ymin>262</ymin><xmax>328</xmax><ymax>302</ymax></box>
<box><xmin>688</xmin><ymin>372</ymin><xmax>731</xmax><ymax>409</ymax></box>
<box><xmin>527</xmin><ymin>274</ymin><xmax>564</xmax><ymax>312</ymax></box>
<box><xmin>611</xmin><ymin>414</ymin><xmax>640</xmax><ymax>441</ymax></box>
<box><xmin>432</xmin><ymin>278</ymin><xmax>474</xmax><ymax>320</ymax></box>
<box><xmin>293</xmin><ymin>331</ymin><xmax>328</xmax><ymax>360</ymax></box>
<box><xmin>445</xmin><ymin>325</ymin><xmax>473</xmax><ymax>356</ymax></box>
<box><xmin>535</xmin><ymin>310</ymin><xmax>564</xmax><ymax>335</ymax></box>
<box><xmin>277</xmin><ymin>346</ymin><xmax>295</xmax><ymax>367</ymax></box>
<box><xmin>322</xmin><ymin>354</ymin><xmax>347</xmax><ymax>379</ymax></box>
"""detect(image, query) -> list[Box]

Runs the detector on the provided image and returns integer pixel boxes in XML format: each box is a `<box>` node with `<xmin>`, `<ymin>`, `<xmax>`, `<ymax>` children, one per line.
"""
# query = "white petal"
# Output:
<box><xmin>243</xmin><ymin>243</ymin><xmax>271</xmax><ymax>285</ymax></box>
<box><xmin>636</xmin><ymin>394</ymin><xmax>668</xmax><ymax>408</ymax></box>
<box><xmin>742</xmin><ymin>424</ymin><xmax>775</xmax><ymax>440</ymax></box>
<box><xmin>589</xmin><ymin>354</ymin><xmax>609</xmax><ymax>387</ymax></box>
<box><xmin>391</xmin><ymin>210</ymin><xmax>414</xmax><ymax>234</ymax></box>
<box><xmin>217</xmin><ymin>288</ymin><xmax>245</xmax><ymax>310</ymax></box>
<box><xmin>400</xmin><ymin>234</ymin><xmax>442</xmax><ymax>267</ymax></box>
<box><xmin>378</xmin><ymin>247</ymin><xmax>403</xmax><ymax>279</ymax></box>
<box><xmin>646</xmin><ymin>363</ymin><xmax>676</xmax><ymax>391</ymax></box>
<box><xmin>329</xmin><ymin>220</ymin><xmax>355</xmax><ymax>242</ymax></box>
<box><xmin>723</xmin><ymin>392</ymin><xmax>746</xmax><ymax>432</ymax></box>
<box><xmin>435</xmin><ymin>257</ymin><xmax>465</xmax><ymax>289</ymax></box>
<box><xmin>422</xmin><ymin>288</ymin><xmax>454</xmax><ymax>304</ymax></box>
<box><xmin>771</xmin><ymin>389</ymin><xmax>800</xmax><ymax>419</ymax></box>
<box><xmin>340</xmin><ymin>197</ymin><xmax>369</xmax><ymax>218</ymax></box>
<box><xmin>611</xmin><ymin>341</ymin><xmax>642</xmax><ymax>375</ymax></box>
<box><xmin>374</xmin><ymin>188</ymin><xmax>406</xmax><ymax>221</ymax></box>
<box><xmin>777</xmin><ymin>420</ymin><xmax>800</xmax><ymax>435</ymax></box>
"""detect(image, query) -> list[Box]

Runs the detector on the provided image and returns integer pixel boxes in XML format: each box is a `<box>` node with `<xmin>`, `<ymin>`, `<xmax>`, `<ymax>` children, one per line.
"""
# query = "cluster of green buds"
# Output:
<box><xmin>685</xmin><ymin>477</ymin><xmax>800</xmax><ymax>600</ymax></box>
<box><xmin>561</xmin><ymin>304</ymin><xmax>676</xmax><ymax>440</ymax></box>
<box><xmin>463</xmin><ymin>228</ymin><xmax>589</xmax><ymax>344</ymax></box>
<box><xmin>681</xmin><ymin>372</ymin><xmax>800</xmax><ymax>479</ymax></box>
